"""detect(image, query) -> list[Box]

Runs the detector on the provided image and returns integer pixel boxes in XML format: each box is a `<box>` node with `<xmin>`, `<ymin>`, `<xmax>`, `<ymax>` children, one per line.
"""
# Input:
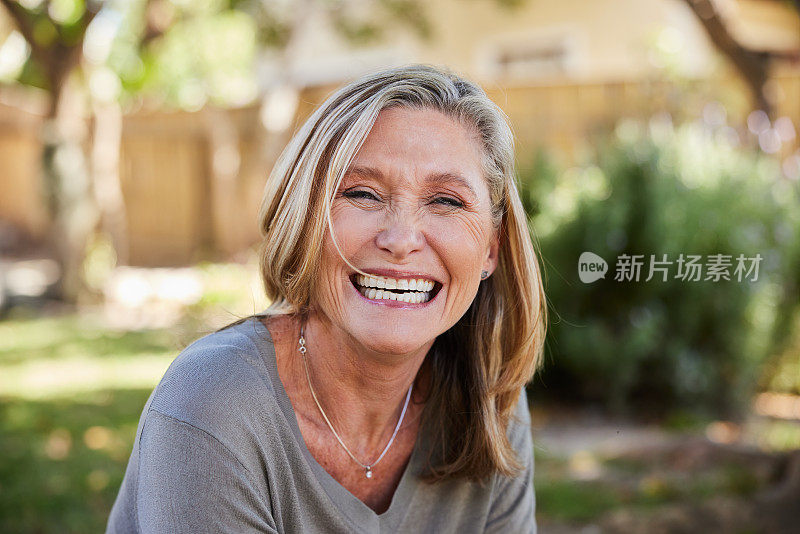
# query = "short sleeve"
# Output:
<box><xmin>485</xmin><ymin>388</ymin><xmax>536</xmax><ymax>534</ymax></box>
<box><xmin>135</xmin><ymin>409</ymin><xmax>278</xmax><ymax>534</ymax></box>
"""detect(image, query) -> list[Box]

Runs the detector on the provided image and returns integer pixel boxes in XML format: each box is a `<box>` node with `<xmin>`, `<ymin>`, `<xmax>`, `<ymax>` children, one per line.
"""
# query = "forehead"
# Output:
<box><xmin>349</xmin><ymin>107</ymin><xmax>486</xmax><ymax>188</ymax></box>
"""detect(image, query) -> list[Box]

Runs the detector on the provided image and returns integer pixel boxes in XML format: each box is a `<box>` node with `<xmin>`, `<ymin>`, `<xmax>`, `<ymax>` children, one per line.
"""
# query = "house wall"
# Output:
<box><xmin>273</xmin><ymin>0</ymin><xmax>798</xmax><ymax>87</ymax></box>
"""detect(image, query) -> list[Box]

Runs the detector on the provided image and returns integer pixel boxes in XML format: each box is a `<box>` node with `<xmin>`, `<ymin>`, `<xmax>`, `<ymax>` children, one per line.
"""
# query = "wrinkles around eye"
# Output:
<box><xmin>430</xmin><ymin>196</ymin><xmax>465</xmax><ymax>208</ymax></box>
<box><xmin>342</xmin><ymin>189</ymin><xmax>380</xmax><ymax>202</ymax></box>
<box><xmin>341</xmin><ymin>188</ymin><xmax>468</xmax><ymax>212</ymax></box>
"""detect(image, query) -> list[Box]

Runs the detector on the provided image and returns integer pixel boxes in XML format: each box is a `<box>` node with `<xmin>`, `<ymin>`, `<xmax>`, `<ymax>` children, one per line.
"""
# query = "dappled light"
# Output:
<box><xmin>86</xmin><ymin>468</ymin><xmax>110</xmax><ymax>492</ymax></box>
<box><xmin>568</xmin><ymin>451</ymin><xmax>603</xmax><ymax>481</ymax></box>
<box><xmin>755</xmin><ymin>392</ymin><xmax>800</xmax><ymax>421</ymax></box>
<box><xmin>704</xmin><ymin>421</ymin><xmax>741</xmax><ymax>445</ymax></box>
<box><xmin>0</xmin><ymin>0</ymin><xmax>798</xmax><ymax>532</ymax></box>
<box><xmin>44</xmin><ymin>428</ymin><xmax>72</xmax><ymax>460</ymax></box>
<box><xmin>83</xmin><ymin>426</ymin><xmax>113</xmax><ymax>451</ymax></box>
<box><xmin>2</xmin><ymin>259</ymin><xmax>59</xmax><ymax>297</ymax></box>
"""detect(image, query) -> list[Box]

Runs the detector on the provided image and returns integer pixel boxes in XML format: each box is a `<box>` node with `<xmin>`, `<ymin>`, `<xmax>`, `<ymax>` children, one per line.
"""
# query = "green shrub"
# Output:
<box><xmin>523</xmin><ymin>118</ymin><xmax>800</xmax><ymax>417</ymax></box>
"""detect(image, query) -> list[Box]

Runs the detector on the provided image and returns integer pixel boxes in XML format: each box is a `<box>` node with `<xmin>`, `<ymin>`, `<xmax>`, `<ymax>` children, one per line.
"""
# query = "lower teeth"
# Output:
<box><xmin>359</xmin><ymin>287</ymin><xmax>430</xmax><ymax>303</ymax></box>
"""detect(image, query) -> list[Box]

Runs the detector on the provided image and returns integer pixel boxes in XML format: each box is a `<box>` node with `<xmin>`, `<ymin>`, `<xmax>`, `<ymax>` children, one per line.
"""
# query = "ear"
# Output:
<box><xmin>483</xmin><ymin>230</ymin><xmax>500</xmax><ymax>276</ymax></box>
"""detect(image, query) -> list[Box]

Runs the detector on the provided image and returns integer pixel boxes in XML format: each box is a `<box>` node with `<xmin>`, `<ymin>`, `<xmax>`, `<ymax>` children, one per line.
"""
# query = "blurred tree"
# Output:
<box><xmin>0</xmin><ymin>0</ymin><xmax>452</xmax><ymax>301</ymax></box>
<box><xmin>0</xmin><ymin>0</ymin><xmax>100</xmax><ymax>300</ymax></box>
<box><xmin>681</xmin><ymin>0</ymin><xmax>800</xmax><ymax>116</ymax></box>
<box><xmin>524</xmin><ymin>119</ymin><xmax>800</xmax><ymax>418</ymax></box>
<box><xmin>0</xmin><ymin>0</ymin><xmax>95</xmax><ymax>116</ymax></box>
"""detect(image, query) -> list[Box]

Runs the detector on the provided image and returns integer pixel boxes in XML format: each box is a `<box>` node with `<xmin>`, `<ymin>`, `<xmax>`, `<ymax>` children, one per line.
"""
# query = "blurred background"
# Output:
<box><xmin>0</xmin><ymin>0</ymin><xmax>799</xmax><ymax>532</ymax></box>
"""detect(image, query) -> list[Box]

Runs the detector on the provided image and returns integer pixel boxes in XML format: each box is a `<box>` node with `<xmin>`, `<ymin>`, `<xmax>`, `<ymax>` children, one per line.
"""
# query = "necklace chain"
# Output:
<box><xmin>298</xmin><ymin>325</ymin><xmax>413</xmax><ymax>479</ymax></box>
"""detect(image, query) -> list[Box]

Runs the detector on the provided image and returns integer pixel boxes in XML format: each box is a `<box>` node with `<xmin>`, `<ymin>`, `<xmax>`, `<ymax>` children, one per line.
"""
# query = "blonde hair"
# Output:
<box><xmin>256</xmin><ymin>64</ymin><xmax>546</xmax><ymax>481</ymax></box>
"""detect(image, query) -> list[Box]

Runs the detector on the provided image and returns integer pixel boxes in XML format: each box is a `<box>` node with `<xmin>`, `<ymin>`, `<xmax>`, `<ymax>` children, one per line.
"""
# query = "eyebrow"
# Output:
<box><xmin>345</xmin><ymin>165</ymin><xmax>478</xmax><ymax>199</ymax></box>
<box><xmin>426</xmin><ymin>171</ymin><xmax>477</xmax><ymax>199</ymax></box>
<box><xmin>346</xmin><ymin>166</ymin><xmax>385</xmax><ymax>180</ymax></box>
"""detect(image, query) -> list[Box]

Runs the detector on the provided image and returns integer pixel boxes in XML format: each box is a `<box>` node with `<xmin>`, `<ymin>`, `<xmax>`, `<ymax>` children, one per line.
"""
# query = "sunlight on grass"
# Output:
<box><xmin>0</xmin><ymin>262</ymin><xmax>270</xmax><ymax>533</ymax></box>
<box><xmin>754</xmin><ymin>420</ymin><xmax>800</xmax><ymax>451</ymax></box>
<box><xmin>0</xmin><ymin>311</ymin><xmax>181</xmax><ymax>533</ymax></box>
<box><xmin>533</xmin><ymin>441</ymin><xmax>768</xmax><ymax>524</ymax></box>
<box><xmin>0</xmin><ymin>316</ymin><xmax>83</xmax><ymax>353</ymax></box>
<box><xmin>0</xmin><ymin>313</ymin><xmax>176</xmax><ymax>399</ymax></box>
<box><xmin>0</xmin><ymin>353</ymin><xmax>175</xmax><ymax>399</ymax></box>
<box><xmin>0</xmin><ymin>388</ymin><xmax>153</xmax><ymax>533</ymax></box>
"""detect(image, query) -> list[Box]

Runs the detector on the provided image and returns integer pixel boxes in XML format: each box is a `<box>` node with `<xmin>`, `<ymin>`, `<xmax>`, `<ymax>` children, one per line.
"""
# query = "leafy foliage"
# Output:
<box><xmin>524</xmin><ymin>118</ymin><xmax>800</xmax><ymax>416</ymax></box>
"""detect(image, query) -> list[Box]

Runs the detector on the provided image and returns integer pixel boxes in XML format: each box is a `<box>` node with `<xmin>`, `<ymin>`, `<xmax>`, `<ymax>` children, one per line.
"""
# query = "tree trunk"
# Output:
<box><xmin>0</xmin><ymin>0</ymin><xmax>100</xmax><ymax>302</ymax></box>
<box><xmin>91</xmin><ymin>99</ymin><xmax>128</xmax><ymax>266</ymax></box>
<box><xmin>42</xmin><ymin>76</ymin><xmax>99</xmax><ymax>302</ymax></box>
<box><xmin>682</xmin><ymin>0</ymin><xmax>775</xmax><ymax>116</ymax></box>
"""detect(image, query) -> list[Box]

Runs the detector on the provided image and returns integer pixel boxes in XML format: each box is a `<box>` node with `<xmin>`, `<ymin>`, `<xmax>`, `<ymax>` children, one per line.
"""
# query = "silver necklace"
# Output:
<box><xmin>298</xmin><ymin>325</ymin><xmax>413</xmax><ymax>479</ymax></box>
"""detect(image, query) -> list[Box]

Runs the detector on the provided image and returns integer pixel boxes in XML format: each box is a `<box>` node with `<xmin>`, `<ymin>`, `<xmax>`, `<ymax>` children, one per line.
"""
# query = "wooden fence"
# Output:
<box><xmin>0</xmin><ymin>101</ymin><xmax>49</xmax><ymax>241</ymax></box>
<box><xmin>1</xmin><ymin>71</ymin><xmax>798</xmax><ymax>266</ymax></box>
<box><xmin>117</xmin><ymin>107</ymin><xmax>285</xmax><ymax>265</ymax></box>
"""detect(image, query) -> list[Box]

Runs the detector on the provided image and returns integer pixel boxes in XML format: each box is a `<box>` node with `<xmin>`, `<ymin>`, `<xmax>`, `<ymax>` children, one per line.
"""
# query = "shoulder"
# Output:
<box><xmin>507</xmin><ymin>386</ymin><xmax>533</xmax><ymax>453</ymax></box>
<box><xmin>147</xmin><ymin>318</ymin><xmax>278</xmax><ymax>436</ymax></box>
<box><xmin>484</xmin><ymin>387</ymin><xmax>536</xmax><ymax>533</ymax></box>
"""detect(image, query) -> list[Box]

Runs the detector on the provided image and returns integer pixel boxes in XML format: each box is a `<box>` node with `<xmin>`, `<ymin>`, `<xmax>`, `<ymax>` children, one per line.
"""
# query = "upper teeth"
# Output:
<box><xmin>355</xmin><ymin>274</ymin><xmax>435</xmax><ymax>292</ymax></box>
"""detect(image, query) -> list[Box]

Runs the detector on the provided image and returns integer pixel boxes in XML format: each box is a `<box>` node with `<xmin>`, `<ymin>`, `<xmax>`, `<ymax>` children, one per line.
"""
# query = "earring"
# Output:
<box><xmin>480</xmin><ymin>270</ymin><xmax>489</xmax><ymax>280</ymax></box>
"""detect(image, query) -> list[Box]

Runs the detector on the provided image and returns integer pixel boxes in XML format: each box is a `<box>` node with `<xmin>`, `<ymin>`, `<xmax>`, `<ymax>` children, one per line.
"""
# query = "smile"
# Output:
<box><xmin>352</xmin><ymin>274</ymin><xmax>439</xmax><ymax>304</ymax></box>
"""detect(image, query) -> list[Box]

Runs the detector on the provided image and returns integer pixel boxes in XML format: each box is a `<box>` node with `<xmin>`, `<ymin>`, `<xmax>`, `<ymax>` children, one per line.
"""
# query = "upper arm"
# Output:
<box><xmin>136</xmin><ymin>409</ymin><xmax>278</xmax><ymax>534</ymax></box>
<box><xmin>485</xmin><ymin>388</ymin><xmax>536</xmax><ymax>534</ymax></box>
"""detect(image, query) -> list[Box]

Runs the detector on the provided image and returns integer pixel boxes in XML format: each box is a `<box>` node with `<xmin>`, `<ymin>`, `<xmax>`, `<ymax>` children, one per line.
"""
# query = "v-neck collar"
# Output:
<box><xmin>244</xmin><ymin>314</ymin><xmax>424</xmax><ymax>532</ymax></box>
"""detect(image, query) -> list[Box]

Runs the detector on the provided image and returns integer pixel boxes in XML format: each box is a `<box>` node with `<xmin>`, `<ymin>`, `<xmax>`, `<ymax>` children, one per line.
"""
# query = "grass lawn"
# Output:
<box><xmin>1</xmin><ymin>388</ymin><xmax>155</xmax><ymax>533</ymax></box>
<box><xmin>0</xmin><ymin>303</ymin><xmax>796</xmax><ymax>532</ymax></box>
<box><xmin>533</xmin><ymin>453</ymin><xmax>762</xmax><ymax>524</ymax></box>
<box><xmin>0</xmin><ymin>313</ymin><xmax>177</xmax><ymax>533</ymax></box>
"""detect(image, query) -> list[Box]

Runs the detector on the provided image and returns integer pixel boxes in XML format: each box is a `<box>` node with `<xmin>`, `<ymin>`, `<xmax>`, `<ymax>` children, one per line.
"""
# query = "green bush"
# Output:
<box><xmin>522</xmin><ymin>118</ymin><xmax>800</xmax><ymax>417</ymax></box>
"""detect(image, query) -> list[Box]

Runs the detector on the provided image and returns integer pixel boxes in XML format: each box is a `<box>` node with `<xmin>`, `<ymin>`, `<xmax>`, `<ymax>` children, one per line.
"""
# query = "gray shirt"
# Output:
<box><xmin>106</xmin><ymin>315</ymin><xmax>536</xmax><ymax>533</ymax></box>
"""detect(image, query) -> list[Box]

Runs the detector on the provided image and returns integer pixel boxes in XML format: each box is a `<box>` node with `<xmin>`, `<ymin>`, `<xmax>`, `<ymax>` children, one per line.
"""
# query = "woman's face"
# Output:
<box><xmin>314</xmin><ymin>106</ymin><xmax>499</xmax><ymax>356</ymax></box>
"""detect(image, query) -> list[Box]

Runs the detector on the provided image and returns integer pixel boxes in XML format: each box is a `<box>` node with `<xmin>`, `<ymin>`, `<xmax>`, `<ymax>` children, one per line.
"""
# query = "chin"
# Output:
<box><xmin>350</xmin><ymin>323</ymin><xmax>435</xmax><ymax>357</ymax></box>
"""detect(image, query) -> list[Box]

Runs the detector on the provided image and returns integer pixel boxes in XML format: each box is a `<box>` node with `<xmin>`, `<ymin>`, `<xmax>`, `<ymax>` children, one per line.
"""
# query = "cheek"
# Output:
<box><xmin>426</xmin><ymin>214</ymin><xmax>492</xmax><ymax>280</ymax></box>
<box><xmin>317</xmin><ymin>205</ymin><xmax>378</xmax><ymax>301</ymax></box>
<box><xmin>326</xmin><ymin>204</ymin><xmax>378</xmax><ymax>261</ymax></box>
<box><xmin>314</xmin><ymin>233</ymin><xmax>356</xmax><ymax>321</ymax></box>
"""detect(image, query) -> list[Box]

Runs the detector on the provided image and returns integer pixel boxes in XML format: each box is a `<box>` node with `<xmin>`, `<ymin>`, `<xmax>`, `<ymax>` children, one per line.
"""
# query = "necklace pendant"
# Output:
<box><xmin>365</xmin><ymin>466</ymin><xmax>373</xmax><ymax>479</ymax></box>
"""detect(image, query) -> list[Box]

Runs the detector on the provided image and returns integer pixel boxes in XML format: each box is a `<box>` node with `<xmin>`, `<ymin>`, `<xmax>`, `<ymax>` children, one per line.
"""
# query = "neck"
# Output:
<box><xmin>275</xmin><ymin>312</ymin><xmax>430</xmax><ymax>455</ymax></box>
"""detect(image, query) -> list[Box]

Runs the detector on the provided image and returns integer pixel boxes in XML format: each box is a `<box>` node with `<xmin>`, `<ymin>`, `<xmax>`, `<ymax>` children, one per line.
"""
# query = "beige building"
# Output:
<box><xmin>258</xmin><ymin>0</ymin><xmax>800</xmax><ymax>87</ymax></box>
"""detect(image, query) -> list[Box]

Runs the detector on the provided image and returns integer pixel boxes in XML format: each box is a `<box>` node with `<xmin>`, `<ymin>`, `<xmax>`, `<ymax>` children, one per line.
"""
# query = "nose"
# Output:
<box><xmin>375</xmin><ymin>209</ymin><xmax>425</xmax><ymax>260</ymax></box>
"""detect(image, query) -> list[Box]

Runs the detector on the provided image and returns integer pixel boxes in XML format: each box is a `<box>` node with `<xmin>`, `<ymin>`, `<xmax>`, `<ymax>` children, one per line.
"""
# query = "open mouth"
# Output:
<box><xmin>351</xmin><ymin>273</ymin><xmax>441</xmax><ymax>304</ymax></box>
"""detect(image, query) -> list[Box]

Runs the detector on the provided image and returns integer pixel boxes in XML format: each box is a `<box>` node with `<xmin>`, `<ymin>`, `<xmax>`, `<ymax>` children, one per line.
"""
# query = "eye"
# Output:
<box><xmin>342</xmin><ymin>189</ymin><xmax>380</xmax><ymax>202</ymax></box>
<box><xmin>431</xmin><ymin>196</ymin><xmax>465</xmax><ymax>208</ymax></box>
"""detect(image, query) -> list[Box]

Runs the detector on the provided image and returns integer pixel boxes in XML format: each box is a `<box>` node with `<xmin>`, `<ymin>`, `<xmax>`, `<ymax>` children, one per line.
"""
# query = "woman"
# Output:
<box><xmin>107</xmin><ymin>64</ymin><xmax>547</xmax><ymax>533</ymax></box>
